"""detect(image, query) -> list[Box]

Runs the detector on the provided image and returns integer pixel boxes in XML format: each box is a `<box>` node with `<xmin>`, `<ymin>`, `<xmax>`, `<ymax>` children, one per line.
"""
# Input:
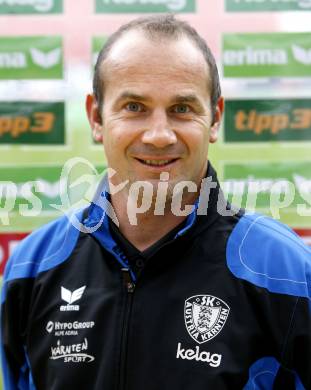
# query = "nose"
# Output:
<box><xmin>141</xmin><ymin>109</ymin><xmax>177</xmax><ymax>148</ymax></box>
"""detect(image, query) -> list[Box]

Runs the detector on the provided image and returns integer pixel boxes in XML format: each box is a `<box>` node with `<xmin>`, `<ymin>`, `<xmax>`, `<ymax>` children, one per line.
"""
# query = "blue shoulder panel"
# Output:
<box><xmin>243</xmin><ymin>356</ymin><xmax>305</xmax><ymax>390</ymax></box>
<box><xmin>2</xmin><ymin>210</ymin><xmax>84</xmax><ymax>303</ymax></box>
<box><xmin>243</xmin><ymin>356</ymin><xmax>280</xmax><ymax>389</ymax></box>
<box><xmin>295</xmin><ymin>373</ymin><xmax>306</xmax><ymax>390</ymax></box>
<box><xmin>226</xmin><ymin>213</ymin><xmax>311</xmax><ymax>298</ymax></box>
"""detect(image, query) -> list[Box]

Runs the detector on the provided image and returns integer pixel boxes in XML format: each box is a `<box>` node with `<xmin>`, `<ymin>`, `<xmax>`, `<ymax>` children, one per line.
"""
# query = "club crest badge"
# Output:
<box><xmin>184</xmin><ymin>295</ymin><xmax>230</xmax><ymax>344</ymax></box>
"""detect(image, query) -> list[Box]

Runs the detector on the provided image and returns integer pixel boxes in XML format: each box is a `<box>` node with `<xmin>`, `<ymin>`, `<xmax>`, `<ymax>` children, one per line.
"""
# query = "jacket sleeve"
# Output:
<box><xmin>1</xmin><ymin>211</ymin><xmax>83</xmax><ymax>389</ymax></box>
<box><xmin>1</xmin><ymin>258</ymin><xmax>34</xmax><ymax>389</ymax></box>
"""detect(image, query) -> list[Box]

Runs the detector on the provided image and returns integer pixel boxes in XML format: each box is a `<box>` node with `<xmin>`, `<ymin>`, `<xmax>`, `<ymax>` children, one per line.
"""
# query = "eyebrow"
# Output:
<box><xmin>115</xmin><ymin>91</ymin><xmax>150</xmax><ymax>103</ymax></box>
<box><xmin>174</xmin><ymin>94</ymin><xmax>204</xmax><ymax>106</ymax></box>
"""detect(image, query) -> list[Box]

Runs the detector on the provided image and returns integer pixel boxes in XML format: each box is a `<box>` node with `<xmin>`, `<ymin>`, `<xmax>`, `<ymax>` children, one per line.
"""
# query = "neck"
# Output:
<box><xmin>110</xmin><ymin>188</ymin><xmax>199</xmax><ymax>252</ymax></box>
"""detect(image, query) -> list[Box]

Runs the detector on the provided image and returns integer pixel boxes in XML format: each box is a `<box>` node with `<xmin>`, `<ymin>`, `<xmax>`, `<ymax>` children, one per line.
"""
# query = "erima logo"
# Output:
<box><xmin>30</xmin><ymin>48</ymin><xmax>61</xmax><ymax>68</ymax></box>
<box><xmin>184</xmin><ymin>295</ymin><xmax>230</xmax><ymax>344</ymax></box>
<box><xmin>0</xmin><ymin>47</ymin><xmax>61</xmax><ymax>69</ymax></box>
<box><xmin>0</xmin><ymin>52</ymin><xmax>26</xmax><ymax>68</ymax></box>
<box><xmin>176</xmin><ymin>343</ymin><xmax>222</xmax><ymax>368</ymax></box>
<box><xmin>223</xmin><ymin>46</ymin><xmax>288</xmax><ymax>66</ymax></box>
<box><xmin>223</xmin><ymin>44</ymin><xmax>311</xmax><ymax>66</ymax></box>
<box><xmin>60</xmin><ymin>286</ymin><xmax>86</xmax><ymax>311</ymax></box>
<box><xmin>292</xmin><ymin>45</ymin><xmax>311</xmax><ymax>65</ymax></box>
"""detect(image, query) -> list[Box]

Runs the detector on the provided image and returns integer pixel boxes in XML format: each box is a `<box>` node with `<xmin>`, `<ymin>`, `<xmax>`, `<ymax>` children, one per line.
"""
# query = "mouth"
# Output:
<box><xmin>135</xmin><ymin>158</ymin><xmax>179</xmax><ymax>168</ymax></box>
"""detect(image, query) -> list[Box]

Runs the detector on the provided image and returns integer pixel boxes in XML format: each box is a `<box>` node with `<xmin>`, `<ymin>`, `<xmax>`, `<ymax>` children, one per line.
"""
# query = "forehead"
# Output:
<box><xmin>101</xmin><ymin>30</ymin><xmax>211</xmax><ymax>99</ymax></box>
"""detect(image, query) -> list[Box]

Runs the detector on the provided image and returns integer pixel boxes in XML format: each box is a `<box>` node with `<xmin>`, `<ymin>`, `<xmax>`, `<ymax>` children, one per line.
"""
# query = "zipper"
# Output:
<box><xmin>118</xmin><ymin>268</ymin><xmax>135</xmax><ymax>390</ymax></box>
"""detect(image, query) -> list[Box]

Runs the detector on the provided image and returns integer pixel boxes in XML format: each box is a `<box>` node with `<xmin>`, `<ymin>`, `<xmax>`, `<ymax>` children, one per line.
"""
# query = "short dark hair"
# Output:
<box><xmin>93</xmin><ymin>14</ymin><xmax>221</xmax><ymax>121</ymax></box>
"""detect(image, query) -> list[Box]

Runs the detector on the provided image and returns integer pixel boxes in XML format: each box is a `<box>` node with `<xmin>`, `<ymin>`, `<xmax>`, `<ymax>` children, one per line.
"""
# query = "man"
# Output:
<box><xmin>1</xmin><ymin>14</ymin><xmax>310</xmax><ymax>390</ymax></box>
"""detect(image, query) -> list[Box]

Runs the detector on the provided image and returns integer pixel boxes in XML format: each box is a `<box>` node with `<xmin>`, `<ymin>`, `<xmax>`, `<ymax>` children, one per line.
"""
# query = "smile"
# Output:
<box><xmin>136</xmin><ymin>158</ymin><xmax>178</xmax><ymax>167</ymax></box>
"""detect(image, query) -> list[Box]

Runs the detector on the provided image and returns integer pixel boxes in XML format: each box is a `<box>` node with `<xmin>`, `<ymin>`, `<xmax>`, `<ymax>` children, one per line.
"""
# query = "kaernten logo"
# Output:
<box><xmin>184</xmin><ymin>295</ymin><xmax>230</xmax><ymax>344</ymax></box>
<box><xmin>50</xmin><ymin>338</ymin><xmax>95</xmax><ymax>363</ymax></box>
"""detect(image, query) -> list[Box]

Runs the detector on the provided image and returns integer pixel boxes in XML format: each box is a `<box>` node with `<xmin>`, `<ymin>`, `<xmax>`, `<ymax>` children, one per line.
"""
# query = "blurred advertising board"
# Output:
<box><xmin>0</xmin><ymin>163</ymin><xmax>106</xmax><ymax>224</ymax></box>
<box><xmin>0</xmin><ymin>36</ymin><xmax>63</xmax><ymax>79</ymax></box>
<box><xmin>0</xmin><ymin>0</ymin><xmax>63</xmax><ymax>14</ymax></box>
<box><xmin>226</xmin><ymin>0</ymin><xmax>311</xmax><ymax>12</ymax></box>
<box><xmin>92</xmin><ymin>36</ymin><xmax>108</xmax><ymax>66</ymax></box>
<box><xmin>0</xmin><ymin>232</ymin><xmax>29</xmax><ymax>275</ymax></box>
<box><xmin>294</xmin><ymin>228</ymin><xmax>311</xmax><ymax>245</ymax></box>
<box><xmin>223</xmin><ymin>162</ymin><xmax>311</xmax><ymax>216</ymax></box>
<box><xmin>0</xmin><ymin>166</ymin><xmax>67</xmax><ymax>217</ymax></box>
<box><xmin>223</xmin><ymin>32</ymin><xmax>311</xmax><ymax>78</ymax></box>
<box><xmin>224</xmin><ymin>98</ymin><xmax>311</xmax><ymax>142</ymax></box>
<box><xmin>95</xmin><ymin>0</ymin><xmax>196</xmax><ymax>13</ymax></box>
<box><xmin>0</xmin><ymin>101</ymin><xmax>65</xmax><ymax>145</ymax></box>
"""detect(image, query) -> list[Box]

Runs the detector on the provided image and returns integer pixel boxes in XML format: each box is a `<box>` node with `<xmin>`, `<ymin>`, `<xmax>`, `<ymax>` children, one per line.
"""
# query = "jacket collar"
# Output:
<box><xmin>82</xmin><ymin>162</ymin><xmax>224</xmax><ymax>278</ymax></box>
<box><xmin>84</xmin><ymin>162</ymin><xmax>224</xmax><ymax>236</ymax></box>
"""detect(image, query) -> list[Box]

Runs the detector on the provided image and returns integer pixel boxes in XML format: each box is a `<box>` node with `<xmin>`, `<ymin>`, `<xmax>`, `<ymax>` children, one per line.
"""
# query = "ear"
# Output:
<box><xmin>209</xmin><ymin>97</ymin><xmax>224</xmax><ymax>144</ymax></box>
<box><xmin>85</xmin><ymin>94</ymin><xmax>103</xmax><ymax>143</ymax></box>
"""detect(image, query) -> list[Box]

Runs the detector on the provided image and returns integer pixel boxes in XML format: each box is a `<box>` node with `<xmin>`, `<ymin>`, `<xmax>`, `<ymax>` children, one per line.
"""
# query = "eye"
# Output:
<box><xmin>125</xmin><ymin>102</ymin><xmax>143</xmax><ymax>112</ymax></box>
<box><xmin>172</xmin><ymin>104</ymin><xmax>190</xmax><ymax>114</ymax></box>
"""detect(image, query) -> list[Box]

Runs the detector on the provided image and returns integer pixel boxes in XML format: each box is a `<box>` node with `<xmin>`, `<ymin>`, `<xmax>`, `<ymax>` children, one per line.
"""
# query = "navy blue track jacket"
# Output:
<box><xmin>1</xmin><ymin>164</ymin><xmax>311</xmax><ymax>389</ymax></box>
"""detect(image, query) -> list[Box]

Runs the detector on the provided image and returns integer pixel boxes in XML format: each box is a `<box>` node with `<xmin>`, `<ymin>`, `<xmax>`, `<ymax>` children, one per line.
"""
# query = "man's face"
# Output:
<box><xmin>87</xmin><ymin>31</ymin><xmax>223</xmax><ymax>196</ymax></box>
